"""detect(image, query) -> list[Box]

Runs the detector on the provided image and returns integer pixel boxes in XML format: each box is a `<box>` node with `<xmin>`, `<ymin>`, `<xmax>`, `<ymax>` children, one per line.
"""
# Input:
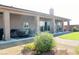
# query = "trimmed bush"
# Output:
<box><xmin>34</xmin><ymin>32</ymin><xmax>55</xmax><ymax>54</ymax></box>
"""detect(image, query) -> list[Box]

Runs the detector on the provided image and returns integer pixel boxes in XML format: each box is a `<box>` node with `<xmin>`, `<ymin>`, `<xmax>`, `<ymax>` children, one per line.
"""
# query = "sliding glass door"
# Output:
<box><xmin>40</xmin><ymin>21</ymin><xmax>50</xmax><ymax>32</ymax></box>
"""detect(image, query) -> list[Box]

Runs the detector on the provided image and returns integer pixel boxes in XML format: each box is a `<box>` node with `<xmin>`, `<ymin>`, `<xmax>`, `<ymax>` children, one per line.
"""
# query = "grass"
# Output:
<box><xmin>59</xmin><ymin>32</ymin><xmax>79</xmax><ymax>40</ymax></box>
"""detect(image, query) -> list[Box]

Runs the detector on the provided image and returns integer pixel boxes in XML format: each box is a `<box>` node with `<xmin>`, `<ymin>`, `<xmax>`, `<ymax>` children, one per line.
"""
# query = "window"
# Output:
<box><xmin>23</xmin><ymin>22</ymin><xmax>30</xmax><ymax>34</ymax></box>
<box><xmin>23</xmin><ymin>22</ymin><xmax>29</xmax><ymax>29</ymax></box>
<box><xmin>40</xmin><ymin>21</ymin><xmax>44</xmax><ymax>32</ymax></box>
<box><xmin>47</xmin><ymin>21</ymin><xmax>50</xmax><ymax>31</ymax></box>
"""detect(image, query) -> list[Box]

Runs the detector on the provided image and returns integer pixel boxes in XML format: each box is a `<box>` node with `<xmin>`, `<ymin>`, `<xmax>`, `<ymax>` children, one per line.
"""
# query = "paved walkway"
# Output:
<box><xmin>54</xmin><ymin>37</ymin><xmax>79</xmax><ymax>54</ymax></box>
<box><xmin>54</xmin><ymin>37</ymin><xmax>79</xmax><ymax>47</ymax></box>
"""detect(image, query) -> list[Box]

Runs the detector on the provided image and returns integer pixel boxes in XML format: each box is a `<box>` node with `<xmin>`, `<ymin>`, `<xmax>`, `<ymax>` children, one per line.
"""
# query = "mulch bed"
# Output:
<box><xmin>21</xmin><ymin>50</ymin><xmax>55</xmax><ymax>55</ymax></box>
<box><xmin>21</xmin><ymin>48</ymin><xmax>69</xmax><ymax>55</ymax></box>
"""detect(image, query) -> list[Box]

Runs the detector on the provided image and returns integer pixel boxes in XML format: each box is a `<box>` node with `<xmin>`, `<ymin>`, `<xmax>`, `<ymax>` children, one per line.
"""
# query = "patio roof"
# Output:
<box><xmin>0</xmin><ymin>4</ymin><xmax>70</xmax><ymax>21</ymax></box>
<box><xmin>0</xmin><ymin>4</ymin><xmax>52</xmax><ymax>18</ymax></box>
<box><xmin>55</xmin><ymin>16</ymin><xmax>71</xmax><ymax>21</ymax></box>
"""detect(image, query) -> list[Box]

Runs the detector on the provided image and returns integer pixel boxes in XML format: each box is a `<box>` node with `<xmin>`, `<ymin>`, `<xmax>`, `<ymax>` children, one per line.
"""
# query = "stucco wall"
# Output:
<box><xmin>10</xmin><ymin>14</ymin><xmax>37</xmax><ymax>33</ymax></box>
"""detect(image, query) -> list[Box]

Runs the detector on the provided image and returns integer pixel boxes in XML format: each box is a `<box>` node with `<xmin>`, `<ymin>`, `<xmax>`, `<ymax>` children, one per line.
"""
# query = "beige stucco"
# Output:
<box><xmin>3</xmin><ymin>11</ymin><xmax>10</xmax><ymax>40</ymax></box>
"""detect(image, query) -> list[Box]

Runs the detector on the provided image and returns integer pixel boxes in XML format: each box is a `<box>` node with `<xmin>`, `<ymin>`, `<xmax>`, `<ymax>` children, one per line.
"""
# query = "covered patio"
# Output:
<box><xmin>0</xmin><ymin>5</ymin><xmax>53</xmax><ymax>41</ymax></box>
<box><xmin>0</xmin><ymin>12</ymin><xmax>40</xmax><ymax>41</ymax></box>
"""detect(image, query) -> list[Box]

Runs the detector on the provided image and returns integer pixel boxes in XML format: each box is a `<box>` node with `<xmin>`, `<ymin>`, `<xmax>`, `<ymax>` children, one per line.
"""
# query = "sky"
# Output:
<box><xmin>0</xmin><ymin>0</ymin><xmax>79</xmax><ymax>25</ymax></box>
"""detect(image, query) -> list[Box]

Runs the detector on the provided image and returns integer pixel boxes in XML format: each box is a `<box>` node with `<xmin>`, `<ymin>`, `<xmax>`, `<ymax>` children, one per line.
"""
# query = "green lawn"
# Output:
<box><xmin>59</xmin><ymin>32</ymin><xmax>79</xmax><ymax>40</ymax></box>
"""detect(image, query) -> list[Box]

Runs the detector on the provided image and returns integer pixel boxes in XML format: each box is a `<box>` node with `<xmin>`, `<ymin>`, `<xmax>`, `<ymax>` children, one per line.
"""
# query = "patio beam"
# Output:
<box><xmin>3</xmin><ymin>11</ymin><xmax>10</xmax><ymax>40</ymax></box>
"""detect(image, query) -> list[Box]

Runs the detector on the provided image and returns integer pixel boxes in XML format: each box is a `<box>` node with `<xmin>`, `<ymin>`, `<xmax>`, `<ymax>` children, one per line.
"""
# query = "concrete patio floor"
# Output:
<box><xmin>0</xmin><ymin>44</ymin><xmax>25</xmax><ymax>55</ymax></box>
<box><xmin>0</xmin><ymin>37</ymin><xmax>34</xmax><ymax>49</ymax></box>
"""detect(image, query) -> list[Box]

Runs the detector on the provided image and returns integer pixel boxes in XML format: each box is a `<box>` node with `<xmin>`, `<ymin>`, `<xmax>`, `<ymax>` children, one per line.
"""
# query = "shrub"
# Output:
<box><xmin>24</xmin><ymin>43</ymin><xmax>35</xmax><ymax>51</ymax></box>
<box><xmin>34</xmin><ymin>32</ymin><xmax>55</xmax><ymax>54</ymax></box>
<box><xmin>72</xmin><ymin>27</ymin><xmax>79</xmax><ymax>32</ymax></box>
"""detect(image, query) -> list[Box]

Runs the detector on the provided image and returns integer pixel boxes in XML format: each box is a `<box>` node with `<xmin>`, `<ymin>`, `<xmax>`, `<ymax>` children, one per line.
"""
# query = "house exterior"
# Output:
<box><xmin>64</xmin><ymin>25</ymin><xmax>79</xmax><ymax>31</ymax></box>
<box><xmin>0</xmin><ymin>4</ymin><xmax>70</xmax><ymax>41</ymax></box>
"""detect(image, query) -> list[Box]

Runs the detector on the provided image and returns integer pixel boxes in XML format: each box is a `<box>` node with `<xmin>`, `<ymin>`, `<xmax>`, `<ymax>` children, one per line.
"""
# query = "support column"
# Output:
<box><xmin>35</xmin><ymin>16</ymin><xmax>40</xmax><ymax>33</ymax></box>
<box><xmin>62</xmin><ymin>20</ymin><xmax>64</xmax><ymax>32</ymax></box>
<box><xmin>50</xmin><ymin>16</ymin><xmax>56</xmax><ymax>33</ymax></box>
<box><xmin>67</xmin><ymin>21</ymin><xmax>70</xmax><ymax>31</ymax></box>
<box><xmin>3</xmin><ymin>11</ymin><xmax>10</xmax><ymax>40</ymax></box>
<box><xmin>49</xmin><ymin>8</ymin><xmax>56</xmax><ymax>33</ymax></box>
<box><xmin>53</xmin><ymin>16</ymin><xmax>56</xmax><ymax>33</ymax></box>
